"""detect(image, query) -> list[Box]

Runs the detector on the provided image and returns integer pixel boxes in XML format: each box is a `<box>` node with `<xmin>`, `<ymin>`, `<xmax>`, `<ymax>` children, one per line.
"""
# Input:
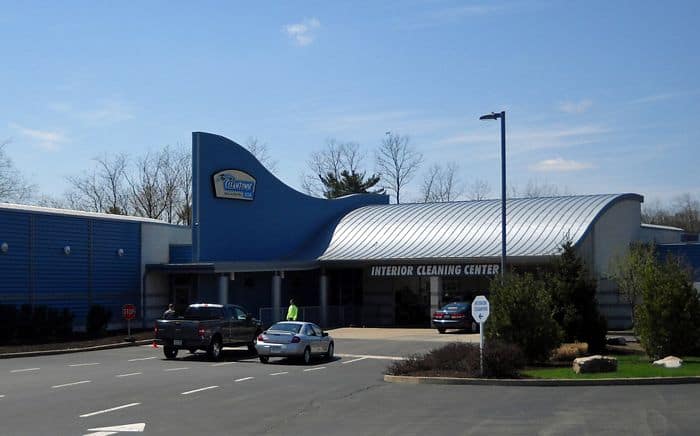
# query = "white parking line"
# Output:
<box><xmin>52</xmin><ymin>380</ymin><xmax>91</xmax><ymax>389</ymax></box>
<box><xmin>69</xmin><ymin>363</ymin><xmax>101</xmax><ymax>367</ymax></box>
<box><xmin>116</xmin><ymin>372</ymin><xmax>142</xmax><ymax>378</ymax></box>
<box><xmin>0</xmin><ymin>395</ymin><xmax>5</xmax><ymax>398</ymax></box>
<box><xmin>235</xmin><ymin>377</ymin><xmax>254</xmax><ymax>382</ymax></box>
<box><xmin>10</xmin><ymin>368</ymin><xmax>40</xmax><ymax>373</ymax></box>
<box><xmin>337</xmin><ymin>353</ymin><xmax>406</xmax><ymax>361</ymax></box>
<box><xmin>128</xmin><ymin>357</ymin><xmax>157</xmax><ymax>362</ymax></box>
<box><xmin>181</xmin><ymin>386</ymin><xmax>219</xmax><ymax>395</ymax></box>
<box><xmin>79</xmin><ymin>402</ymin><xmax>140</xmax><ymax>418</ymax></box>
<box><xmin>211</xmin><ymin>362</ymin><xmax>237</xmax><ymax>367</ymax></box>
<box><xmin>269</xmin><ymin>372</ymin><xmax>288</xmax><ymax>376</ymax></box>
<box><xmin>303</xmin><ymin>367</ymin><xmax>326</xmax><ymax>372</ymax></box>
<box><xmin>164</xmin><ymin>367</ymin><xmax>189</xmax><ymax>372</ymax></box>
<box><xmin>341</xmin><ymin>357</ymin><xmax>369</xmax><ymax>365</ymax></box>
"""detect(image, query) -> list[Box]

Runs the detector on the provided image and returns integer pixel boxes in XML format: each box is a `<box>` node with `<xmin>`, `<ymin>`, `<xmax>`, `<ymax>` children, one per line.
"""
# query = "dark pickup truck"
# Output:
<box><xmin>154</xmin><ymin>303</ymin><xmax>262</xmax><ymax>360</ymax></box>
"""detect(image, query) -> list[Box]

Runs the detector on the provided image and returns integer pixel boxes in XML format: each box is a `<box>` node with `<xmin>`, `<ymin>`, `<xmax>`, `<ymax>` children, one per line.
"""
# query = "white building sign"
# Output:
<box><xmin>212</xmin><ymin>170</ymin><xmax>256</xmax><ymax>201</ymax></box>
<box><xmin>370</xmin><ymin>264</ymin><xmax>499</xmax><ymax>277</ymax></box>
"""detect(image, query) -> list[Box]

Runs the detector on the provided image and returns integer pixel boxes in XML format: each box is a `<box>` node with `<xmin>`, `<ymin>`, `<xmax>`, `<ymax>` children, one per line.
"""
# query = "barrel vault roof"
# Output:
<box><xmin>318</xmin><ymin>193</ymin><xmax>643</xmax><ymax>262</ymax></box>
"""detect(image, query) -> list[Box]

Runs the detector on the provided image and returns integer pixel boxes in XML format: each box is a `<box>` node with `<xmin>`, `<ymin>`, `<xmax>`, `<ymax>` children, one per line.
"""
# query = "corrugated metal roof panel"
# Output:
<box><xmin>319</xmin><ymin>194</ymin><xmax>643</xmax><ymax>261</ymax></box>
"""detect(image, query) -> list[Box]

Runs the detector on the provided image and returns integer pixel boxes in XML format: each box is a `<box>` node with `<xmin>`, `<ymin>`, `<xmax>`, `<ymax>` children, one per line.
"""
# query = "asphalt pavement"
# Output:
<box><xmin>1</xmin><ymin>330</ymin><xmax>698</xmax><ymax>435</ymax></box>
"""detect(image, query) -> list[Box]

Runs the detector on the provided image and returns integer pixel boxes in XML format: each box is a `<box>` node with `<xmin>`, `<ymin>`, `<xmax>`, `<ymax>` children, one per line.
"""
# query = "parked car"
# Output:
<box><xmin>255</xmin><ymin>321</ymin><xmax>334</xmax><ymax>364</ymax></box>
<box><xmin>154</xmin><ymin>303</ymin><xmax>261</xmax><ymax>361</ymax></box>
<box><xmin>432</xmin><ymin>301</ymin><xmax>478</xmax><ymax>333</ymax></box>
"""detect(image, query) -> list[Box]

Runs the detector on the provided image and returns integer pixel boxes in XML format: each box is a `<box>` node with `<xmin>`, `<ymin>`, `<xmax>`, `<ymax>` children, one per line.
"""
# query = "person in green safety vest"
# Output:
<box><xmin>286</xmin><ymin>298</ymin><xmax>298</xmax><ymax>321</ymax></box>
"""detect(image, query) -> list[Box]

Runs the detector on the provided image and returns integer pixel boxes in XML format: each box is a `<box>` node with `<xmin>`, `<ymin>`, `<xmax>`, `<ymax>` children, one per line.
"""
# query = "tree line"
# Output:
<box><xmin>1</xmin><ymin>135</ymin><xmax>698</xmax><ymax>233</ymax></box>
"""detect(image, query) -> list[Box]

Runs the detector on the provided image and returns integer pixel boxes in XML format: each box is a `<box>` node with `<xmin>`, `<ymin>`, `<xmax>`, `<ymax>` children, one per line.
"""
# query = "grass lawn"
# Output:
<box><xmin>523</xmin><ymin>355</ymin><xmax>700</xmax><ymax>379</ymax></box>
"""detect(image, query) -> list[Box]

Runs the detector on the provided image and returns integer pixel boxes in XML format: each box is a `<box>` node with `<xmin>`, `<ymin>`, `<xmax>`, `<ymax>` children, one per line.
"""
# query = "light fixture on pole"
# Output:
<box><xmin>479</xmin><ymin>111</ymin><xmax>506</xmax><ymax>277</ymax></box>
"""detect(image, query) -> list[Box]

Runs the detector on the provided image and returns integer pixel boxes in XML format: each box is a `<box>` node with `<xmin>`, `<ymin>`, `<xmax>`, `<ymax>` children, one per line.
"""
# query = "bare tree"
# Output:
<box><xmin>66</xmin><ymin>171</ymin><xmax>107</xmax><ymax>213</ymax></box>
<box><xmin>466</xmin><ymin>178</ymin><xmax>491</xmax><ymax>201</ymax></box>
<box><xmin>0</xmin><ymin>139</ymin><xmax>34</xmax><ymax>203</ymax></box>
<box><xmin>66</xmin><ymin>153</ymin><xmax>129</xmax><ymax>214</ymax></box>
<box><xmin>301</xmin><ymin>139</ymin><xmax>365</xmax><ymax>197</ymax></box>
<box><xmin>420</xmin><ymin>163</ymin><xmax>464</xmax><ymax>202</ymax></box>
<box><xmin>126</xmin><ymin>149</ymin><xmax>178</xmax><ymax>220</ymax></box>
<box><xmin>244</xmin><ymin>137</ymin><xmax>278</xmax><ymax>173</ymax></box>
<box><xmin>376</xmin><ymin>132</ymin><xmax>423</xmax><ymax>204</ymax></box>
<box><xmin>175</xmin><ymin>145</ymin><xmax>192</xmax><ymax>225</ymax></box>
<box><xmin>643</xmin><ymin>193</ymin><xmax>700</xmax><ymax>233</ymax></box>
<box><xmin>514</xmin><ymin>179</ymin><xmax>571</xmax><ymax>198</ymax></box>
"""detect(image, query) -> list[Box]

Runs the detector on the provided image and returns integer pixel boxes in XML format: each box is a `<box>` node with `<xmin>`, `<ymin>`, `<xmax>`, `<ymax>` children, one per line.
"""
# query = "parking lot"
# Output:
<box><xmin>1</xmin><ymin>329</ymin><xmax>699</xmax><ymax>435</ymax></box>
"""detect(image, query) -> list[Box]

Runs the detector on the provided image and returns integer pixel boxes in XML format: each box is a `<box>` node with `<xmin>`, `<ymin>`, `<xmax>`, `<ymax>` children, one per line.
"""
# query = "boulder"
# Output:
<box><xmin>572</xmin><ymin>355</ymin><xmax>618</xmax><ymax>374</ymax></box>
<box><xmin>652</xmin><ymin>356</ymin><xmax>683</xmax><ymax>369</ymax></box>
<box><xmin>606</xmin><ymin>336</ymin><xmax>627</xmax><ymax>346</ymax></box>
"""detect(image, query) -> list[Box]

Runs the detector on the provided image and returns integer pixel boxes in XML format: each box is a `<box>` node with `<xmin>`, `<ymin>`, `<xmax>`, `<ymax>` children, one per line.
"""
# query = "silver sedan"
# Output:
<box><xmin>255</xmin><ymin>321</ymin><xmax>334</xmax><ymax>364</ymax></box>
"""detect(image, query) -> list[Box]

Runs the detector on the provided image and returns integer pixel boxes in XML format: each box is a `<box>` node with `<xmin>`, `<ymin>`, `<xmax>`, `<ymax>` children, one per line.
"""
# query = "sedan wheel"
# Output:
<box><xmin>326</xmin><ymin>342</ymin><xmax>334</xmax><ymax>361</ymax></box>
<box><xmin>302</xmin><ymin>347</ymin><xmax>311</xmax><ymax>365</ymax></box>
<box><xmin>437</xmin><ymin>328</ymin><xmax>446</xmax><ymax>334</ymax></box>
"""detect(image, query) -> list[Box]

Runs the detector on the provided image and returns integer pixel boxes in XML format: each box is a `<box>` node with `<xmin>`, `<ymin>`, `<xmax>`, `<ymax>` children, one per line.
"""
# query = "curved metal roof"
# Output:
<box><xmin>319</xmin><ymin>194</ymin><xmax>643</xmax><ymax>262</ymax></box>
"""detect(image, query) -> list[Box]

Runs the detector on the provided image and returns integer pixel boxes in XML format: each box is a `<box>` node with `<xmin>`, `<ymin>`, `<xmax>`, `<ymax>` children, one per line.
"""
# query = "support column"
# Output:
<box><xmin>272</xmin><ymin>272</ymin><xmax>282</xmax><ymax>323</ymax></box>
<box><xmin>429</xmin><ymin>276</ymin><xmax>442</xmax><ymax>318</ymax></box>
<box><xmin>218</xmin><ymin>274</ymin><xmax>228</xmax><ymax>305</ymax></box>
<box><xmin>320</xmin><ymin>272</ymin><xmax>328</xmax><ymax>327</ymax></box>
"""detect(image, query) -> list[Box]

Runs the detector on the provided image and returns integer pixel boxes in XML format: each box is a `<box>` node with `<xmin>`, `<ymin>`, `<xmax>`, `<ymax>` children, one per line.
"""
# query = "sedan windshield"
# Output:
<box><xmin>441</xmin><ymin>302</ymin><xmax>469</xmax><ymax>311</ymax></box>
<box><xmin>268</xmin><ymin>323</ymin><xmax>302</xmax><ymax>333</ymax></box>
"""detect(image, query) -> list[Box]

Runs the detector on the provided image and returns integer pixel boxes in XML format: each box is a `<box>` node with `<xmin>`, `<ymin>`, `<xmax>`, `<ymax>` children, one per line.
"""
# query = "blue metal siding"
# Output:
<box><xmin>0</xmin><ymin>208</ymin><xmax>143</xmax><ymax>328</ymax></box>
<box><xmin>658</xmin><ymin>243</ymin><xmax>700</xmax><ymax>282</ymax></box>
<box><xmin>92</xmin><ymin>220</ymin><xmax>141</xmax><ymax>312</ymax></box>
<box><xmin>34</xmin><ymin>214</ymin><xmax>90</xmax><ymax>320</ymax></box>
<box><xmin>169</xmin><ymin>244</ymin><xmax>192</xmax><ymax>263</ymax></box>
<box><xmin>0</xmin><ymin>210</ymin><xmax>30</xmax><ymax>301</ymax></box>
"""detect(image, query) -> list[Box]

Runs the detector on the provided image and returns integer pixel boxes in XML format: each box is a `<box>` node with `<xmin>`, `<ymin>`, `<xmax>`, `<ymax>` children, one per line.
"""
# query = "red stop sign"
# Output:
<box><xmin>122</xmin><ymin>304</ymin><xmax>137</xmax><ymax>320</ymax></box>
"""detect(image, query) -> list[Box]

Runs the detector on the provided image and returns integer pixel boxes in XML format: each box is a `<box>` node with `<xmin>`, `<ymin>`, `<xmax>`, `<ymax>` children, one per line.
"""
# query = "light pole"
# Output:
<box><xmin>479</xmin><ymin>111</ymin><xmax>506</xmax><ymax>277</ymax></box>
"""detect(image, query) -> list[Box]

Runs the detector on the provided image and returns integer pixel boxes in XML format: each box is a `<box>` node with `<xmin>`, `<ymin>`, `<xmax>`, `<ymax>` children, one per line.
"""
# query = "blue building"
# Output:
<box><xmin>2</xmin><ymin>132</ymin><xmax>697</xmax><ymax>331</ymax></box>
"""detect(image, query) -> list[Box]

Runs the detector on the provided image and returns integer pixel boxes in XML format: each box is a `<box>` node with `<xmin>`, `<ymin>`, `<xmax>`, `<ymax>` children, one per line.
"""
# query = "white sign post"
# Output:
<box><xmin>471</xmin><ymin>295</ymin><xmax>490</xmax><ymax>376</ymax></box>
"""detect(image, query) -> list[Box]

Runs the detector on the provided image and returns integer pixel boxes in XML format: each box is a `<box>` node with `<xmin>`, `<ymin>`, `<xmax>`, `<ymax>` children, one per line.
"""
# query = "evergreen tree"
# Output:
<box><xmin>549</xmin><ymin>240</ymin><xmax>607</xmax><ymax>352</ymax></box>
<box><xmin>319</xmin><ymin>170</ymin><xmax>383</xmax><ymax>199</ymax></box>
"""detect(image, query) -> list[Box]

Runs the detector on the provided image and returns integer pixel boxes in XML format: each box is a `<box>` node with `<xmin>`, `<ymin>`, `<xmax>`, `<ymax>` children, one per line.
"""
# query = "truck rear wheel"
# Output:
<box><xmin>164</xmin><ymin>346</ymin><xmax>178</xmax><ymax>360</ymax></box>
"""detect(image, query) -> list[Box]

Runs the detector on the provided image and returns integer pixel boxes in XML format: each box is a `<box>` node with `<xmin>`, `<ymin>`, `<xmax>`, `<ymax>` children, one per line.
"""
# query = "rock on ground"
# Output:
<box><xmin>572</xmin><ymin>355</ymin><xmax>618</xmax><ymax>374</ymax></box>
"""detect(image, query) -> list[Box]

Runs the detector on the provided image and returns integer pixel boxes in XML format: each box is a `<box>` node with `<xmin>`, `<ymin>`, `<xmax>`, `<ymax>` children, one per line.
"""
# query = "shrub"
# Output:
<box><xmin>548</xmin><ymin>240</ymin><xmax>607</xmax><ymax>353</ymax></box>
<box><xmin>613</xmin><ymin>244</ymin><xmax>700</xmax><ymax>359</ymax></box>
<box><xmin>487</xmin><ymin>273</ymin><xmax>563</xmax><ymax>362</ymax></box>
<box><xmin>86</xmin><ymin>305</ymin><xmax>112</xmax><ymax>338</ymax></box>
<box><xmin>482</xmin><ymin>340</ymin><xmax>526</xmax><ymax>377</ymax></box>
<box><xmin>386</xmin><ymin>341</ymin><xmax>525</xmax><ymax>378</ymax></box>
<box><xmin>0</xmin><ymin>304</ymin><xmax>18</xmax><ymax>345</ymax></box>
<box><xmin>551</xmin><ymin>342</ymin><xmax>588</xmax><ymax>362</ymax></box>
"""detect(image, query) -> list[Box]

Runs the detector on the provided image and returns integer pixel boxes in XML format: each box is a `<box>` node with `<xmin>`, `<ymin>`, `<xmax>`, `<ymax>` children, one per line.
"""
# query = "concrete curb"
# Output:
<box><xmin>384</xmin><ymin>374</ymin><xmax>700</xmax><ymax>386</ymax></box>
<box><xmin>0</xmin><ymin>340</ymin><xmax>153</xmax><ymax>359</ymax></box>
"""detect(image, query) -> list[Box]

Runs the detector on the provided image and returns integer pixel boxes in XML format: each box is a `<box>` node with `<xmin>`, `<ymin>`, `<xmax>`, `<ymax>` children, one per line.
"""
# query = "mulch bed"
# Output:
<box><xmin>0</xmin><ymin>330</ymin><xmax>154</xmax><ymax>354</ymax></box>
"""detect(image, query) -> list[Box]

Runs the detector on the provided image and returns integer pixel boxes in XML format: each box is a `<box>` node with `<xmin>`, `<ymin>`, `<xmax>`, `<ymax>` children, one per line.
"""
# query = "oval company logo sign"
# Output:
<box><xmin>213</xmin><ymin>170</ymin><xmax>256</xmax><ymax>201</ymax></box>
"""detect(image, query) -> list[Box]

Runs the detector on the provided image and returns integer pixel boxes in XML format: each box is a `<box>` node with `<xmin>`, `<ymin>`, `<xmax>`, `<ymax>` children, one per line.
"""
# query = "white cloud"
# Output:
<box><xmin>530</xmin><ymin>157</ymin><xmax>593</xmax><ymax>172</ymax></box>
<box><xmin>79</xmin><ymin>100</ymin><xmax>134</xmax><ymax>124</ymax></box>
<box><xmin>558</xmin><ymin>99</ymin><xmax>592</xmax><ymax>114</ymax></box>
<box><xmin>48</xmin><ymin>100</ymin><xmax>133</xmax><ymax>125</ymax></box>
<box><xmin>284</xmin><ymin>18</ymin><xmax>320</xmax><ymax>46</ymax></box>
<box><xmin>9</xmin><ymin>123</ymin><xmax>67</xmax><ymax>151</ymax></box>
<box><xmin>441</xmin><ymin>125</ymin><xmax>611</xmax><ymax>153</ymax></box>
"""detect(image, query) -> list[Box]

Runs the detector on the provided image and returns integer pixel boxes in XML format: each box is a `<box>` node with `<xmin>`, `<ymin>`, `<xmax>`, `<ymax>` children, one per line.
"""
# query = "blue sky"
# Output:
<box><xmin>1</xmin><ymin>0</ymin><xmax>698</xmax><ymax>204</ymax></box>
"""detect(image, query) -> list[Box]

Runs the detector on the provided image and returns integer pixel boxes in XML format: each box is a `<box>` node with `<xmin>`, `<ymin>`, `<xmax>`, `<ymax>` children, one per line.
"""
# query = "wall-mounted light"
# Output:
<box><xmin>117</xmin><ymin>248</ymin><xmax>125</xmax><ymax>257</ymax></box>
<box><xmin>0</xmin><ymin>242</ymin><xmax>8</xmax><ymax>253</ymax></box>
<box><xmin>63</xmin><ymin>245</ymin><xmax>71</xmax><ymax>255</ymax></box>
